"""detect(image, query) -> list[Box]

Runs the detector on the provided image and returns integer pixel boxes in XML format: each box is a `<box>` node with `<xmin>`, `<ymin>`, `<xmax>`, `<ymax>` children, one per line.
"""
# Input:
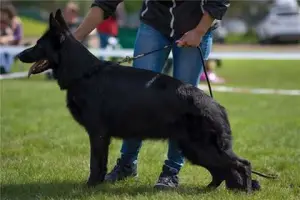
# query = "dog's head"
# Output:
<box><xmin>17</xmin><ymin>9</ymin><xmax>70</xmax><ymax>77</ymax></box>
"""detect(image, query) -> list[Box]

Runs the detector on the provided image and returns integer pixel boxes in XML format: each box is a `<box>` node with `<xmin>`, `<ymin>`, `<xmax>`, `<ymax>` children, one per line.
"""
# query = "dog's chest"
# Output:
<box><xmin>66</xmin><ymin>93</ymin><xmax>88</xmax><ymax>126</ymax></box>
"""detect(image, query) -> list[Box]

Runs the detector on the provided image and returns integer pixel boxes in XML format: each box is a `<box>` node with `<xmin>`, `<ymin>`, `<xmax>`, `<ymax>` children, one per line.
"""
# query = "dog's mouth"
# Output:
<box><xmin>28</xmin><ymin>60</ymin><xmax>50</xmax><ymax>77</ymax></box>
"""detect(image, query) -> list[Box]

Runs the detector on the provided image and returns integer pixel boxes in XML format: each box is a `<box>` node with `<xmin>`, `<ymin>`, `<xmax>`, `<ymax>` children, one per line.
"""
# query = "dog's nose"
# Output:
<box><xmin>16</xmin><ymin>51</ymin><xmax>25</xmax><ymax>62</ymax></box>
<box><xmin>16</xmin><ymin>46</ymin><xmax>35</xmax><ymax>62</ymax></box>
<box><xmin>16</xmin><ymin>49</ymin><xmax>27</xmax><ymax>60</ymax></box>
<box><xmin>16</xmin><ymin>53</ymin><xmax>23</xmax><ymax>62</ymax></box>
<box><xmin>16</xmin><ymin>52</ymin><xmax>22</xmax><ymax>59</ymax></box>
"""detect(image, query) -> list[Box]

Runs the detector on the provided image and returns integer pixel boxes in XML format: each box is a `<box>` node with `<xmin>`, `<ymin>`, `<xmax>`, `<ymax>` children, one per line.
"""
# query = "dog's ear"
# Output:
<box><xmin>49</xmin><ymin>12</ymin><xmax>62</xmax><ymax>31</ymax></box>
<box><xmin>49</xmin><ymin>11</ymin><xmax>67</xmax><ymax>43</ymax></box>
<box><xmin>49</xmin><ymin>12</ymin><xmax>55</xmax><ymax>30</ymax></box>
<box><xmin>54</xmin><ymin>9</ymin><xmax>70</xmax><ymax>33</ymax></box>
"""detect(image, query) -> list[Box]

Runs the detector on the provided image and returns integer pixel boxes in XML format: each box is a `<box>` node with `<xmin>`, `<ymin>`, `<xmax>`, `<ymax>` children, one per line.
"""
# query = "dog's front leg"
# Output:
<box><xmin>86</xmin><ymin>129</ymin><xmax>110</xmax><ymax>187</ymax></box>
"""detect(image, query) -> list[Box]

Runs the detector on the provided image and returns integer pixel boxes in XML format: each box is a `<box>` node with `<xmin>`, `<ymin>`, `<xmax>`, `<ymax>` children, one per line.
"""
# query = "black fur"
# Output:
<box><xmin>18</xmin><ymin>9</ymin><xmax>261</xmax><ymax>192</ymax></box>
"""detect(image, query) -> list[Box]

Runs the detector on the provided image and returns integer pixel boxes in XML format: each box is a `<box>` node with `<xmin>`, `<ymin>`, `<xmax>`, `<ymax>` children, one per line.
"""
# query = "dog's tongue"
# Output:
<box><xmin>28</xmin><ymin>60</ymin><xmax>50</xmax><ymax>78</ymax></box>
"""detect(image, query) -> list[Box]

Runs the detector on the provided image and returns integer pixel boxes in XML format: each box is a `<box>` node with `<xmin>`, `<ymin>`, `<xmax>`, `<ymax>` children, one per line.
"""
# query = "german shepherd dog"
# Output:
<box><xmin>17</xmin><ymin>9</ymin><xmax>270</xmax><ymax>192</ymax></box>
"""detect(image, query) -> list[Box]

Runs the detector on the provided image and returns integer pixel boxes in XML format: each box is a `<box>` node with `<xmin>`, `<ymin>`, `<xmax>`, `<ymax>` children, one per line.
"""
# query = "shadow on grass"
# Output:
<box><xmin>1</xmin><ymin>181</ymin><xmax>214</xmax><ymax>200</ymax></box>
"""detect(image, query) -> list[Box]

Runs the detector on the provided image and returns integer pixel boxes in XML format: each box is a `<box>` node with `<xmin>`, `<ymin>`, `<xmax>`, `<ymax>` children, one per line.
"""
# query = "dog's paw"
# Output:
<box><xmin>86</xmin><ymin>174</ymin><xmax>105</xmax><ymax>187</ymax></box>
<box><xmin>251</xmin><ymin>179</ymin><xmax>261</xmax><ymax>191</ymax></box>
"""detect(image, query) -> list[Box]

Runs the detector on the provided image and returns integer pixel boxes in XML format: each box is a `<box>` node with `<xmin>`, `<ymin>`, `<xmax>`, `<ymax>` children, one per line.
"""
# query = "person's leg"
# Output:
<box><xmin>172</xmin><ymin>30</ymin><xmax>213</xmax><ymax>86</ymax></box>
<box><xmin>98</xmin><ymin>33</ymin><xmax>109</xmax><ymax>60</ymax></box>
<box><xmin>121</xmin><ymin>22</ymin><xmax>171</xmax><ymax>161</ymax></box>
<box><xmin>99</xmin><ymin>33</ymin><xmax>109</xmax><ymax>49</ymax></box>
<box><xmin>0</xmin><ymin>52</ymin><xmax>14</xmax><ymax>74</ymax></box>
<box><xmin>105</xmin><ymin>22</ymin><xmax>171</xmax><ymax>182</ymax></box>
<box><xmin>164</xmin><ymin>30</ymin><xmax>213</xmax><ymax>172</ymax></box>
<box><xmin>154</xmin><ymin>30</ymin><xmax>213</xmax><ymax>189</ymax></box>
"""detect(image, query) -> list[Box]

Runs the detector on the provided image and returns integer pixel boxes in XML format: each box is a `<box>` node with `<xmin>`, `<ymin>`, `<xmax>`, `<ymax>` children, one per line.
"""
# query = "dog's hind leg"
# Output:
<box><xmin>178</xmin><ymin>139</ymin><xmax>254</xmax><ymax>191</ymax></box>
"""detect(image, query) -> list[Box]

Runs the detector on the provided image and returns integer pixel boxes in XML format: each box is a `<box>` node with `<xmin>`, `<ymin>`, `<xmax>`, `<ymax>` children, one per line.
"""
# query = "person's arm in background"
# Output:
<box><xmin>0</xmin><ymin>27</ymin><xmax>14</xmax><ymax>45</ymax></box>
<box><xmin>116</xmin><ymin>2</ymin><xmax>127</xmax><ymax>27</ymax></box>
<box><xmin>12</xmin><ymin>19</ymin><xmax>23</xmax><ymax>45</ymax></box>
<box><xmin>73</xmin><ymin>0</ymin><xmax>123</xmax><ymax>41</ymax></box>
<box><xmin>177</xmin><ymin>0</ymin><xmax>230</xmax><ymax>47</ymax></box>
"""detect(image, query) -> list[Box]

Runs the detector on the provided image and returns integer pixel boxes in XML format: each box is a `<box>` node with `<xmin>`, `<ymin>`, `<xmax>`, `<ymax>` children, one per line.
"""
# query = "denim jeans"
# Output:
<box><xmin>98</xmin><ymin>33</ymin><xmax>111</xmax><ymax>49</ymax></box>
<box><xmin>120</xmin><ymin>22</ymin><xmax>213</xmax><ymax>171</ymax></box>
<box><xmin>0</xmin><ymin>52</ymin><xmax>14</xmax><ymax>74</ymax></box>
<box><xmin>98</xmin><ymin>33</ymin><xmax>112</xmax><ymax>60</ymax></box>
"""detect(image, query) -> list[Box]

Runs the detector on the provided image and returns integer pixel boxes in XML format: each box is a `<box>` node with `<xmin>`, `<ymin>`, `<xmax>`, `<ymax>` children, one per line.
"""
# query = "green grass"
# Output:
<box><xmin>1</xmin><ymin>60</ymin><xmax>300</xmax><ymax>200</ymax></box>
<box><xmin>216</xmin><ymin>60</ymin><xmax>300</xmax><ymax>89</ymax></box>
<box><xmin>21</xmin><ymin>17</ymin><xmax>47</xmax><ymax>38</ymax></box>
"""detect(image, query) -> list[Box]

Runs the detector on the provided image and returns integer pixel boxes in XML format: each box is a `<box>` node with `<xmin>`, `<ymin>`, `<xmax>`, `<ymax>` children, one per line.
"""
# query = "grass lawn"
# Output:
<box><xmin>1</xmin><ymin>60</ymin><xmax>300</xmax><ymax>200</ymax></box>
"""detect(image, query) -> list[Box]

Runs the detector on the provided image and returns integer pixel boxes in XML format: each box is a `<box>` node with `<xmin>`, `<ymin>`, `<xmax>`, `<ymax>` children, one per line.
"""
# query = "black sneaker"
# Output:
<box><xmin>104</xmin><ymin>158</ymin><xmax>138</xmax><ymax>182</ymax></box>
<box><xmin>154</xmin><ymin>165</ymin><xmax>179</xmax><ymax>189</ymax></box>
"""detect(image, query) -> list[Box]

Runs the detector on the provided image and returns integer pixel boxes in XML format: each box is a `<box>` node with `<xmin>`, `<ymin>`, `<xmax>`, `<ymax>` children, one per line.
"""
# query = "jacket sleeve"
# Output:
<box><xmin>91</xmin><ymin>0</ymin><xmax>124</xmax><ymax>19</ymax></box>
<box><xmin>202</xmin><ymin>0</ymin><xmax>230</xmax><ymax>20</ymax></box>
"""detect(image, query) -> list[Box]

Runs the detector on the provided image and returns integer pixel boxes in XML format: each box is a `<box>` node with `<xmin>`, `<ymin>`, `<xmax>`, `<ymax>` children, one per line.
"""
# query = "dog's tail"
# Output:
<box><xmin>251</xmin><ymin>170</ymin><xmax>278</xmax><ymax>179</ymax></box>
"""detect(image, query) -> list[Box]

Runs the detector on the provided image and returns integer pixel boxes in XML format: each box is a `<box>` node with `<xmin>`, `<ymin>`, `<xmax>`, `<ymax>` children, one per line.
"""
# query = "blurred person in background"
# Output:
<box><xmin>64</xmin><ymin>1</ymin><xmax>98</xmax><ymax>48</ymax></box>
<box><xmin>96</xmin><ymin>2</ymin><xmax>126</xmax><ymax>60</ymax></box>
<box><xmin>46</xmin><ymin>1</ymin><xmax>85</xmax><ymax>79</ymax></box>
<box><xmin>73</xmin><ymin>0</ymin><xmax>230</xmax><ymax>189</ymax></box>
<box><xmin>200</xmin><ymin>59</ymin><xmax>225</xmax><ymax>84</ymax></box>
<box><xmin>63</xmin><ymin>1</ymin><xmax>82</xmax><ymax>33</ymax></box>
<box><xmin>0</xmin><ymin>3</ymin><xmax>23</xmax><ymax>74</ymax></box>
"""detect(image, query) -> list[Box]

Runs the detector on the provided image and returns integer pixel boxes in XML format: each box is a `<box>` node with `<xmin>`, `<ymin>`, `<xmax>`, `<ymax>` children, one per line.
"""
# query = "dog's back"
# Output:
<box><xmin>67</xmin><ymin>62</ymin><xmax>230</xmax><ymax>144</ymax></box>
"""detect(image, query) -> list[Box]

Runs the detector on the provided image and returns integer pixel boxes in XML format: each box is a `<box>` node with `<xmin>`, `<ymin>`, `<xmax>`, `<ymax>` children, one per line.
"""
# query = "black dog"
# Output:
<box><xmin>18</xmin><ymin>9</ymin><xmax>269</xmax><ymax>192</ymax></box>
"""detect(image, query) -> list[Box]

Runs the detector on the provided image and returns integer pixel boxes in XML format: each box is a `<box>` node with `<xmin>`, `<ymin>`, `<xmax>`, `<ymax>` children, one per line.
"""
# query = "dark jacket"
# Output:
<box><xmin>92</xmin><ymin>0</ymin><xmax>230</xmax><ymax>39</ymax></box>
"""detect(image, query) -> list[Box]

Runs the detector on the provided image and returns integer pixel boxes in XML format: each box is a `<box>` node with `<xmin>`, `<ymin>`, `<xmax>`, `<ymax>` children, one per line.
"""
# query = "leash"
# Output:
<box><xmin>197</xmin><ymin>46</ymin><xmax>213</xmax><ymax>98</ymax></box>
<box><xmin>116</xmin><ymin>43</ymin><xmax>214</xmax><ymax>98</ymax></box>
<box><xmin>116</xmin><ymin>44</ymin><xmax>172</xmax><ymax>64</ymax></box>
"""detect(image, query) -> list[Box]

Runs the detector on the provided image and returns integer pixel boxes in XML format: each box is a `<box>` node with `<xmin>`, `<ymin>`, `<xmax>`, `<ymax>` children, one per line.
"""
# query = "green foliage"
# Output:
<box><xmin>124</xmin><ymin>0</ymin><xmax>143</xmax><ymax>13</ymax></box>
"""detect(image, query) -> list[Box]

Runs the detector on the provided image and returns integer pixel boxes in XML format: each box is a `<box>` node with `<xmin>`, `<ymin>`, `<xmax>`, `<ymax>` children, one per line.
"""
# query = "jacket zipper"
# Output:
<box><xmin>141</xmin><ymin>0</ymin><xmax>150</xmax><ymax>17</ymax></box>
<box><xmin>169</xmin><ymin>0</ymin><xmax>176</xmax><ymax>37</ymax></box>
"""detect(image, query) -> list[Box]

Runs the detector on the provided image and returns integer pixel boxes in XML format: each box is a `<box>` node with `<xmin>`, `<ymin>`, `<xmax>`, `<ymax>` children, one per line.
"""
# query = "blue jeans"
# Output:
<box><xmin>120</xmin><ymin>23</ymin><xmax>213</xmax><ymax>171</ymax></box>
<box><xmin>98</xmin><ymin>33</ymin><xmax>111</xmax><ymax>49</ymax></box>
<box><xmin>0</xmin><ymin>52</ymin><xmax>14</xmax><ymax>73</ymax></box>
<box><xmin>98</xmin><ymin>33</ymin><xmax>113</xmax><ymax>60</ymax></box>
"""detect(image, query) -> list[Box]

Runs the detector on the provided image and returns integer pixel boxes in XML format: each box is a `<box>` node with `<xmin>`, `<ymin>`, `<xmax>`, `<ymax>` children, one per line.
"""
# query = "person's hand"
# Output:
<box><xmin>176</xmin><ymin>28</ymin><xmax>205</xmax><ymax>47</ymax></box>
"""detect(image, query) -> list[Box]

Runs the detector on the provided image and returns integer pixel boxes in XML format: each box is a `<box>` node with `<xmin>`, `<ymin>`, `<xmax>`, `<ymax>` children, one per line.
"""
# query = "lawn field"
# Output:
<box><xmin>1</xmin><ymin>60</ymin><xmax>300</xmax><ymax>200</ymax></box>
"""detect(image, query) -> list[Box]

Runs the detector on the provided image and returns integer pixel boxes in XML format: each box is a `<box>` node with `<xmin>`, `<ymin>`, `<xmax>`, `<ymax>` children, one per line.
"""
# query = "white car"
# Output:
<box><xmin>256</xmin><ymin>5</ymin><xmax>300</xmax><ymax>44</ymax></box>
